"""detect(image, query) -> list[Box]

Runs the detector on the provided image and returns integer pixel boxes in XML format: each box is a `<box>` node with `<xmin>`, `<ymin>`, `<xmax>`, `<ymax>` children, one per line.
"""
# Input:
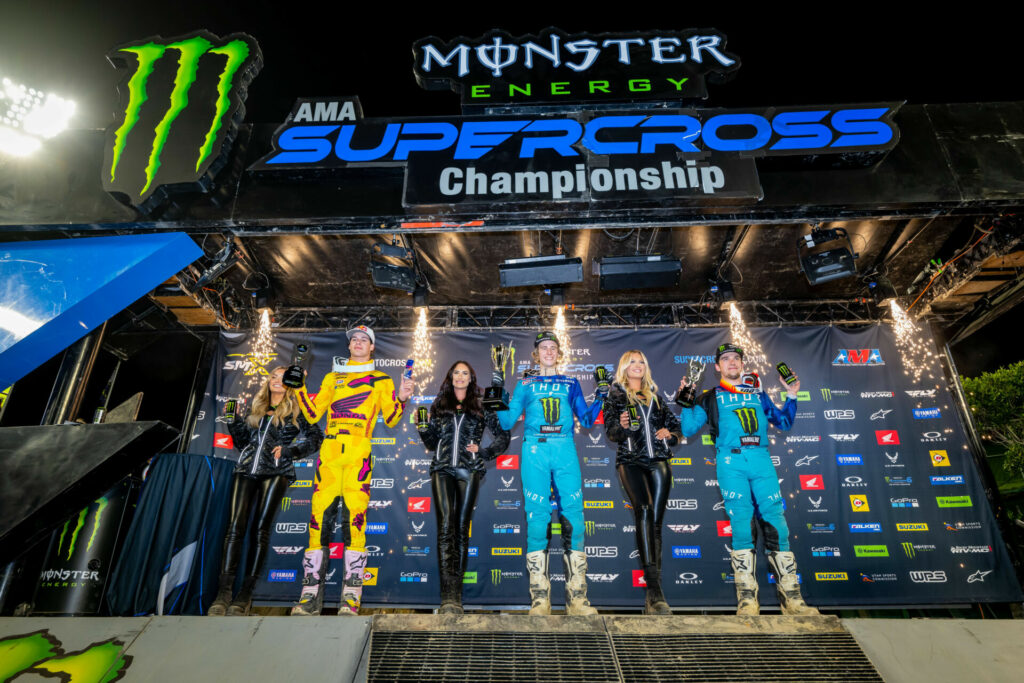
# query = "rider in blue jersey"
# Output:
<box><xmin>498</xmin><ymin>331</ymin><xmax>608</xmax><ymax>615</ymax></box>
<box><xmin>678</xmin><ymin>343</ymin><xmax>818</xmax><ymax>616</ymax></box>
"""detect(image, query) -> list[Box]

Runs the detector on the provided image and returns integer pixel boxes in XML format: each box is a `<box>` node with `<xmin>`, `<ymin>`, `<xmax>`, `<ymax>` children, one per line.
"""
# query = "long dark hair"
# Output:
<box><xmin>431</xmin><ymin>360</ymin><xmax>484</xmax><ymax>419</ymax></box>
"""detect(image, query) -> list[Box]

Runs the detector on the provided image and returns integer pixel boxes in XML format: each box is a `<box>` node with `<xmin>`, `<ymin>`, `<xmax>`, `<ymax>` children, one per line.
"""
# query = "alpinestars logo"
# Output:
<box><xmin>104</xmin><ymin>30</ymin><xmax>262</xmax><ymax>212</ymax></box>
<box><xmin>795</xmin><ymin>455</ymin><xmax>819</xmax><ymax>467</ymax></box>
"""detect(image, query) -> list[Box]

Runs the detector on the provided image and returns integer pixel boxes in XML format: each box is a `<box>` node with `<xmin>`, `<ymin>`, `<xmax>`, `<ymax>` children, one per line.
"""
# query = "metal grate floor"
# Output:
<box><xmin>368</xmin><ymin>630</ymin><xmax>884</xmax><ymax>683</ymax></box>
<box><xmin>612</xmin><ymin>633</ymin><xmax>884</xmax><ymax>682</ymax></box>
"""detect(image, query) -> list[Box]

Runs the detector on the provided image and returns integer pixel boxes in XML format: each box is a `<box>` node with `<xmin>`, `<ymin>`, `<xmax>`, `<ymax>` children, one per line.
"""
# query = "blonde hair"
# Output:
<box><xmin>614</xmin><ymin>350</ymin><xmax>659</xmax><ymax>407</ymax></box>
<box><xmin>247</xmin><ymin>366</ymin><xmax>302</xmax><ymax>428</ymax></box>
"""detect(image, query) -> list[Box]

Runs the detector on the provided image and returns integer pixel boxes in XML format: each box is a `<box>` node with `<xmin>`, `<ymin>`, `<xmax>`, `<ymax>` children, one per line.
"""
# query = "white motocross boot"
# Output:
<box><xmin>730</xmin><ymin>549</ymin><xmax>760</xmax><ymax>616</ymax></box>
<box><xmin>768</xmin><ymin>550</ymin><xmax>820</xmax><ymax>616</ymax></box>
<box><xmin>563</xmin><ymin>550</ymin><xmax>598</xmax><ymax>616</ymax></box>
<box><xmin>526</xmin><ymin>550</ymin><xmax>551</xmax><ymax>615</ymax></box>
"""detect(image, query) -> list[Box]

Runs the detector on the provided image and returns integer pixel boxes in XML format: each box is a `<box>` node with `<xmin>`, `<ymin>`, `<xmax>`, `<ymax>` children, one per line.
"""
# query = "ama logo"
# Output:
<box><xmin>832</xmin><ymin>349</ymin><xmax>884</xmax><ymax>366</ymax></box>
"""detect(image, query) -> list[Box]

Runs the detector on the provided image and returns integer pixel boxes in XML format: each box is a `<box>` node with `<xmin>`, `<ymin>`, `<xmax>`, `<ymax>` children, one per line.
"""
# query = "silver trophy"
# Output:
<box><xmin>483</xmin><ymin>341</ymin><xmax>515</xmax><ymax>410</ymax></box>
<box><xmin>675</xmin><ymin>358</ymin><xmax>706</xmax><ymax>408</ymax></box>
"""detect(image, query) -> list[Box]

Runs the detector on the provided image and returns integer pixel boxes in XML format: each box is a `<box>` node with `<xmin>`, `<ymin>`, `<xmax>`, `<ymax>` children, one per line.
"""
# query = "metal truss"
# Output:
<box><xmin>268</xmin><ymin>299</ymin><xmax>889</xmax><ymax>331</ymax></box>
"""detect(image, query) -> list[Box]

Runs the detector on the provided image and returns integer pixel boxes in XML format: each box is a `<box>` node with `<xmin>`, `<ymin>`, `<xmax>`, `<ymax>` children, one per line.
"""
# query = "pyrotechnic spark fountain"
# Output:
<box><xmin>728</xmin><ymin>303</ymin><xmax>768</xmax><ymax>377</ymax></box>
<box><xmin>890</xmin><ymin>300</ymin><xmax>940</xmax><ymax>386</ymax></box>
<box><xmin>412</xmin><ymin>307</ymin><xmax>435</xmax><ymax>395</ymax></box>
<box><xmin>553</xmin><ymin>307</ymin><xmax>572</xmax><ymax>374</ymax></box>
<box><xmin>239</xmin><ymin>309</ymin><xmax>276</xmax><ymax>405</ymax></box>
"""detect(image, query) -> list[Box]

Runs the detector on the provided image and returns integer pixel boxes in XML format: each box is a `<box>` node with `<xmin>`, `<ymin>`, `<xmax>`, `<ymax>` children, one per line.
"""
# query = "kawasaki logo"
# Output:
<box><xmin>103</xmin><ymin>30</ymin><xmax>262</xmax><ymax>212</ymax></box>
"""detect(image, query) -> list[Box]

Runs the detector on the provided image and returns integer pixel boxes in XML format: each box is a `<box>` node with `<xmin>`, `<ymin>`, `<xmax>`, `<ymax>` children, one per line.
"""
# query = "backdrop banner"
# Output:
<box><xmin>189</xmin><ymin>325</ymin><xmax>1023</xmax><ymax>608</ymax></box>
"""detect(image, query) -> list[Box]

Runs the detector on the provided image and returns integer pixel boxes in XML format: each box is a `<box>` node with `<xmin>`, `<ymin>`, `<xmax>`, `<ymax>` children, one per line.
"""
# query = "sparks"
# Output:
<box><xmin>889</xmin><ymin>300</ymin><xmax>941</xmax><ymax>386</ymax></box>
<box><xmin>728</xmin><ymin>303</ymin><xmax>768</xmax><ymax>377</ymax></box>
<box><xmin>240</xmin><ymin>309</ymin><xmax>276</xmax><ymax>404</ymax></box>
<box><xmin>412</xmin><ymin>307</ymin><xmax>435</xmax><ymax>395</ymax></box>
<box><xmin>553</xmin><ymin>307</ymin><xmax>572</xmax><ymax>374</ymax></box>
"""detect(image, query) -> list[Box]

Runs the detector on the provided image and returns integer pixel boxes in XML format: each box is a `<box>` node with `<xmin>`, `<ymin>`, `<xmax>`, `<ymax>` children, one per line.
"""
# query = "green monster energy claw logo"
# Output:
<box><xmin>541</xmin><ymin>397</ymin><xmax>561</xmax><ymax>425</ymax></box>
<box><xmin>0</xmin><ymin>631</ymin><xmax>132</xmax><ymax>683</ymax></box>
<box><xmin>733</xmin><ymin>407</ymin><xmax>759</xmax><ymax>435</ymax></box>
<box><xmin>104</xmin><ymin>30</ymin><xmax>262</xmax><ymax>210</ymax></box>
<box><xmin>491</xmin><ymin>568</ymin><xmax>502</xmax><ymax>585</ymax></box>
<box><xmin>584</xmin><ymin>520</ymin><xmax>595</xmax><ymax>536</ymax></box>
<box><xmin>902</xmin><ymin>542</ymin><xmax>915</xmax><ymax>558</ymax></box>
<box><xmin>58</xmin><ymin>497</ymin><xmax>109</xmax><ymax>560</ymax></box>
<box><xmin>821</xmin><ymin>388</ymin><xmax>832</xmax><ymax>401</ymax></box>
<box><xmin>281</xmin><ymin>497</ymin><xmax>292</xmax><ymax>512</ymax></box>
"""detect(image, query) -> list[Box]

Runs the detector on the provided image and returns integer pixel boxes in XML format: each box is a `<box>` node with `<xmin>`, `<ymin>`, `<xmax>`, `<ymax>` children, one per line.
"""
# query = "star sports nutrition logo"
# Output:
<box><xmin>103</xmin><ymin>30</ymin><xmax>262</xmax><ymax>211</ymax></box>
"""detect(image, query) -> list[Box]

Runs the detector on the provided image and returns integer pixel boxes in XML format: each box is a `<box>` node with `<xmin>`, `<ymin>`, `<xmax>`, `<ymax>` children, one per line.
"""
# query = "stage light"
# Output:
<box><xmin>709</xmin><ymin>278</ymin><xmax>735</xmax><ymax>301</ymax></box>
<box><xmin>413</xmin><ymin>285</ymin><xmax>428</xmax><ymax>306</ymax></box>
<box><xmin>499</xmin><ymin>254</ymin><xmax>583</xmax><ymax>288</ymax></box>
<box><xmin>593</xmin><ymin>254</ymin><xmax>681</xmax><ymax>290</ymax></box>
<box><xmin>868</xmin><ymin>275</ymin><xmax>898</xmax><ymax>307</ymax></box>
<box><xmin>372</xmin><ymin>240</ymin><xmax>413</xmax><ymax>260</ymax></box>
<box><xmin>0</xmin><ymin>77</ymin><xmax>75</xmax><ymax>157</ymax></box>
<box><xmin>369</xmin><ymin>260</ymin><xmax>417</xmax><ymax>293</ymax></box>
<box><xmin>546</xmin><ymin>286</ymin><xmax>566</xmax><ymax>306</ymax></box>
<box><xmin>797</xmin><ymin>226</ymin><xmax>858</xmax><ymax>285</ymax></box>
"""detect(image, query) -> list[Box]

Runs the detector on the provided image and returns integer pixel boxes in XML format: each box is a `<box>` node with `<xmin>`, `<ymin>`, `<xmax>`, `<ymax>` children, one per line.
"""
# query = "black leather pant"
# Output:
<box><xmin>221</xmin><ymin>473</ymin><xmax>289</xmax><ymax>578</ymax></box>
<box><xmin>432</xmin><ymin>468</ymin><xmax>482</xmax><ymax>581</ymax></box>
<box><xmin>617</xmin><ymin>460</ymin><xmax>672</xmax><ymax>570</ymax></box>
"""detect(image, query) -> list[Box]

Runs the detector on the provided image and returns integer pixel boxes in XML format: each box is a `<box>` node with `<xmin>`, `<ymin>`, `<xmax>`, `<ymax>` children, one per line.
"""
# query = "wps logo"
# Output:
<box><xmin>213</xmin><ymin>433</ymin><xmax>234</xmax><ymax>449</ymax></box>
<box><xmin>849</xmin><ymin>494</ymin><xmax>870</xmax><ymax>511</ymax></box>
<box><xmin>733</xmin><ymin>407</ymin><xmax>759</xmax><ymax>434</ymax></box>
<box><xmin>408</xmin><ymin>497</ymin><xmax>431</xmax><ymax>513</ymax></box>
<box><xmin>800</xmin><ymin>475</ymin><xmax>824</xmax><ymax>490</ymax></box>
<box><xmin>541</xmin><ymin>397</ymin><xmax>561</xmax><ymax>424</ymax></box>
<box><xmin>910</xmin><ymin>570</ymin><xmax>947</xmax><ymax>583</ymax></box>
<box><xmin>875</xmin><ymin>430</ymin><xmax>899</xmax><ymax>445</ymax></box>
<box><xmin>824</xmin><ymin>410</ymin><xmax>855</xmax><ymax>420</ymax></box>
<box><xmin>832</xmin><ymin>349</ymin><xmax>884</xmax><ymax>366</ymax></box>
<box><xmin>496</xmin><ymin>455</ymin><xmax>519</xmax><ymax>469</ymax></box>
<box><xmin>586</xmin><ymin>546</ymin><xmax>618</xmax><ymax>558</ymax></box>
<box><xmin>275</xmin><ymin>522</ymin><xmax>306</xmax><ymax>534</ymax></box>
<box><xmin>666</xmin><ymin>499</ymin><xmax>698</xmax><ymax>510</ymax></box>
<box><xmin>104</xmin><ymin>31</ymin><xmax>262</xmax><ymax>211</ymax></box>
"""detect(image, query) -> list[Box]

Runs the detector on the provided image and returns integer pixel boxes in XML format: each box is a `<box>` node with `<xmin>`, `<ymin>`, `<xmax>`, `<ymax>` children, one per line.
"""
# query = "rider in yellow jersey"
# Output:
<box><xmin>291</xmin><ymin>325</ymin><xmax>413</xmax><ymax>615</ymax></box>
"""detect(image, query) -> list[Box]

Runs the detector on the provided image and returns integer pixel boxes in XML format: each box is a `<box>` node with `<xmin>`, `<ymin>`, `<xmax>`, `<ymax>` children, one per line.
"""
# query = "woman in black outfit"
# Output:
<box><xmin>208</xmin><ymin>366</ymin><xmax>323</xmax><ymax>615</ymax></box>
<box><xmin>416</xmin><ymin>360</ymin><xmax>510</xmax><ymax>614</ymax></box>
<box><xmin>603</xmin><ymin>349</ymin><xmax>682</xmax><ymax>615</ymax></box>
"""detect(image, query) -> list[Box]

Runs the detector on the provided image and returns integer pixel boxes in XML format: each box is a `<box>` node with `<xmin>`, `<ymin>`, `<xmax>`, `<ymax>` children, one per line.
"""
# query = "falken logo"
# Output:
<box><xmin>913</xmin><ymin>408</ymin><xmax>941</xmax><ymax>419</ymax></box>
<box><xmin>586</xmin><ymin>546</ymin><xmax>618</xmax><ymax>558</ymax></box>
<box><xmin>967</xmin><ymin>570</ymin><xmax>994</xmax><ymax>583</ymax></box>
<box><xmin>672</xmin><ymin>546</ymin><xmax>701</xmax><ymax>558</ymax></box>
<box><xmin>408</xmin><ymin>497</ymin><xmax>431</xmax><ymax>512</ymax></box>
<box><xmin>931</xmin><ymin>475</ymin><xmax>964</xmax><ymax>485</ymax></box>
<box><xmin>828</xmin><ymin>434</ymin><xmax>859</xmax><ymax>442</ymax></box>
<box><xmin>497</xmin><ymin>455</ymin><xmax>519</xmax><ymax>469</ymax></box>
<box><xmin>407</xmin><ymin>478</ymin><xmax>430</xmax><ymax>490</ymax></box>
<box><xmin>824</xmin><ymin>409</ymin><xmax>855</xmax><ymax>420</ymax></box>
<box><xmin>491</xmin><ymin>547</ymin><xmax>523</xmax><ymax>556</ymax></box>
<box><xmin>584</xmin><ymin>501</ymin><xmax>614</xmax><ymax>509</ymax></box>
<box><xmin>666</xmin><ymin>499</ymin><xmax>698</xmax><ymax>510</ymax></box>
<box><xmin>275</xmin><ymin>523</ymin><xmax>306</xmax><ymax>534</ymax></box>
<box><xmin>795</xmin><ymin>455</ymin><xmax>819</xmax><ymax>467</ymax></box>
<box><xmin>849</xmin><ymin>523</ymin><xmax>882</xmax><ymax>533</ymax></box>
<box><xmin>861</xmin><ymin>391</ymin><xmax>895</xmax><ymax>398</ymax></box>
<box><xmin>905</xmin><ymin>389</ymin><xmax>937</xmax><ymax>398</ymax></box>
<box><xmin>870</xmin><ymin>409</ymin><xmax>894</xmax><ymax>420</ymax></box>
<box><xmin>909</xmin><ymin>570</ymin><xmax>947</xmax><ymax>583</ymax></box>
<box><xmin>104</xmin><ymin>31</ymin><xmax>263</xmax><ymax>212</ymax></box>
<box><xmin>832</xmin><ymin>349</ymin><xmax>883</xmax><ymax>366</ymax></box>
<box><xmin>875</xmin><ymin>430</ymin><xmax>899</xmax><ymax>445</ymax></box>
<box><xmin>836</xmin><ymin>455</ymin><xmax>863</xmax><ymax>465</ymax></box>
<box><xmin>896</xmin><ymin>523</ymin><xmax>928</xmax><ymax>531</ymax></box>
<box><xmin>667</xmin><ymin>524</ymin><xmax>700</xmax><ymax>533</ymax></box>
<box><xmin>815</xmin><ymin>572</ymin><xmax>849</xmax><ymax>581</ymax></box>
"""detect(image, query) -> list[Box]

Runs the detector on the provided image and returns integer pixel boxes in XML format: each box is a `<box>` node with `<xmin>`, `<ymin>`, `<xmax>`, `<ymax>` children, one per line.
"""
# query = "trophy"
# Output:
<box><xmin>283</xmin><ymin>343</ymin><xmax>310</xmax><ymax>388</ymax></box>
<box><xmin>675</xmin><ymin>358</ymin><xmax>706</xmax><ymax>408</ymax></box>
<box><xmin>483</xmin><ymin>342</ymin><xmax>515</xmax><ymax>410</ymax></box>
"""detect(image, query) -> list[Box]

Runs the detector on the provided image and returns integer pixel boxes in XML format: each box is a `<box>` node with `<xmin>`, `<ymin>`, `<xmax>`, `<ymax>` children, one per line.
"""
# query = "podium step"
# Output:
<box><xmin>368</xmin><ymin>615</ymin><xmax>884</xmax><ymax>682</ymax></box>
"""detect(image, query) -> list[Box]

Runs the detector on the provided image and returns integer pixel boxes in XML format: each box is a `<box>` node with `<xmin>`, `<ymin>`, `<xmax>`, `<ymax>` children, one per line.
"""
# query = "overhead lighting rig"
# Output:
<box><xmin>499</xmin><ymin>254</ymin><xmax>583</xmax><ymax>288</ymax></box>
<box><xmin>369</xmin><ymin>235</ymin><xmax>424</xmax><ymax>295</ymax></box>
<box><xmin>593</xmin><ymin>254</ymin><xmax>681</xmax><ymax>290</ymax></box>
<box><xmin>798</xmin><ymin>226</ymin><xmax>859</xmax><ymax>285</ymax></box>
<box><xmin>0</xmin><ymin>76</ymin><xmax>76</xmax><ymax>157</ymax></box>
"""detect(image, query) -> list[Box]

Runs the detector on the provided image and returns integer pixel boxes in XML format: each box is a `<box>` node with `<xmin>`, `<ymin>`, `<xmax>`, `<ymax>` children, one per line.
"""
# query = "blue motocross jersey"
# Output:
<box><xmin>680</xmin><ymin>384</ymin><xmax>796</xmax><ymax>448</ymax></box>
<box><xmin>498</xmin><ymin>374</ymin><xmax>604</xmax><ymax>437</ymax></box>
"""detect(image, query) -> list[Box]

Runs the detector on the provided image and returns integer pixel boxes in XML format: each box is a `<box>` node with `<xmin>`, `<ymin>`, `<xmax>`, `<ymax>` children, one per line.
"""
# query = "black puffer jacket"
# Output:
<box><xmin>227</xmin><ymin>412</ymin><xmax>323</xmax><ymax>481</ymax></box>
<box><xmin>602</xmin><ymin>384</ymin><xmax>682</xmax><ymax>464</ymax></box>
<box><xmin>417</xmin><ymin>409</ymin><xmax>510</xmax><ymax>474</ymax></box>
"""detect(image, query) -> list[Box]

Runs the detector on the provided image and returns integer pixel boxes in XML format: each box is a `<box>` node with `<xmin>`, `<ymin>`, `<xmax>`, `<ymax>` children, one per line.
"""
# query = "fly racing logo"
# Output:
<box><xmin>967</xmin><ymin>570</ymin><xmax>994</xmax><ymax>583</ymax></box>
<box><xmin>541</xmin><ymin>397</ymin><xmax>561</xmax><ymax>424</ymax></box>
<box><xmin>870</xmin><ymin>409</ymin><xmax>894</xmax><ymax>421</ymax></box>
<box><xmin>585</xmin><ymin>573</ymin><xmax>620</xmax><ymax>583</ymax></box>
<box><xmin>733</xmin><ymin>407</ymin><xmax>759</xmax><ymax>434</ymax></box>
<box><xmin>828</xmin><ymin>434</ymin><xmax>859</xmax><ymax>442</ymax></box>
<box><xmin>104</xmin><ymin>30</ymin><xmax>263</xmax><ymax>211</ymax></box>
<box><xmin>272</xmin><ymin>546</ymin><xmax>304</xmax><ymax>555</ymax></box>
<box><xmin>667</xmin><ymin>524</ymin><xmax>700</xmax><ymax>533</ymax></box>
<box><xmin>795</xmin><ymin>455</ymin><xmax>819</xmax><ymax>467</ymax></box>
<box><xmin>905</xmin><ymin>389</ymin><xmax>937</xmax><ymax>398</ymax></box>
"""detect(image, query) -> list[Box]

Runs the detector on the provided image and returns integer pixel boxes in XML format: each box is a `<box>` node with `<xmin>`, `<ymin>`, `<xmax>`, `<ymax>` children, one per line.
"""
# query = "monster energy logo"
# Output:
<box><xmin>281</xmin><ymin>497</ymin><xmax>292</xmax><ymax>512</ymax></box>
<box><xmin>56</xmin><ymin>497</ymin><xmax>109</xmax><ymax>560</ymax></box>
<box><xmin>733</xmin><ymin>407</ymin><xmax>759</xmax><ymax>435</ymax></box>
<box><xmin>104</xmin><ymin>30</ymin><xmax>262</xmax><ymax>210</ymax></box>
<box><xmin>541</xmin><ymin>397</ymin><xmax>561</xmax><ymax>425</ymax></box>
<box><xmin>902</xmin><ymin>542</ymin><xmax>915</xmax><ymax>558</ymax></box>
<box><xmin>584</xmin><ymin>520</ymin><xmax>595</xmax><ymax>536</ymax></box>
<box><xmin>491</xmin><ymin>568</ymin><xmax>502</xmax><ymax>585</ymax></box>
<box><xmin>821</xmin><ymin>388</ymin><xmax>832</xmax><ymax>401</ymax></box>
<box><xmin>0</xmin><ymin>631</ymin><xmax>132</xmax><ymax>682</ymax></box>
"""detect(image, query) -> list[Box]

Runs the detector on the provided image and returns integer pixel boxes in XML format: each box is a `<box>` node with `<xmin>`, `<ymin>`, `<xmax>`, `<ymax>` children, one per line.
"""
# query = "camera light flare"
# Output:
<box><xmin>412</xmin><ymin>307</ymin><xmax>435</xmax><ymax>395</ymax></box>
<box><xmin>728</xmin><ymin>302</ymin><xmax>768</xmax><ymax>377</ymax></box>
<box><xmin>889</xmin><ymin>300</ymin><xmax>940</xmax><ymax>386</ymax></box>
